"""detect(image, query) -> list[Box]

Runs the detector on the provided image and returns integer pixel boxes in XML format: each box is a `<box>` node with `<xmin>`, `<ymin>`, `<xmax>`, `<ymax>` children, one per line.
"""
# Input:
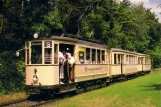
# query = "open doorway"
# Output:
<box><xmin>59</xmin><ymin>44</ymin><xmax>75</xmax><ymax>56</ymax></box>
<box><xmin>59</xmin><ymin>43</ymin><xmax>75</xmax><ymax>84</ymax></box>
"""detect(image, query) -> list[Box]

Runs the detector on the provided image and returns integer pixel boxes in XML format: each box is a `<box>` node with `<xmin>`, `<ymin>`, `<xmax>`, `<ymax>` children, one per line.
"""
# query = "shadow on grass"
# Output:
<box><xmin>141</xmin><ymin>84</ymin><xmax>161</xmax><ymax>91</ymax></box>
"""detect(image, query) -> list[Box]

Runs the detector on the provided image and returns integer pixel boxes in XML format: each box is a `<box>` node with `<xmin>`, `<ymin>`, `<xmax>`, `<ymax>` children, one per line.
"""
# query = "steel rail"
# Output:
<box><xmin>0</xmin><ymin>98</ymin><xmax>27</xmax><ymax>107</ymax></box>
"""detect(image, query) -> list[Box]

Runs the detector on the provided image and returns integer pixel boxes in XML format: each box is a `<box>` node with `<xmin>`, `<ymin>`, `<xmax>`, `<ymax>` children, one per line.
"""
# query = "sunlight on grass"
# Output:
<box><xmin>44</xmin><ymin>71</ymin><xmax>161</xmax><ymax>107</ymax></box>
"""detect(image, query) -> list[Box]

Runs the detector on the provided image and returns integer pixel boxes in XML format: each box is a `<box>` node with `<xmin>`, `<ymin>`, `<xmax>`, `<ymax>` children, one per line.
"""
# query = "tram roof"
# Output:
<box><xmin>111</xmin><ymin>48</ymin><xmax>138</xmax><ymax>55</ymax></box>
<box><xmin>137</xmin><ymin>53</ymin><xmax>150</xmax><ymax>57</ymax></box>
<box><xmin>30</xmin><ymin>34</ymin><xmax>108</xmax><ymax>49</ymax></box>
<box><xmin>111</xmin><ymin>48</ymin><xmax>150</xmax><ymax>56</ymax></box>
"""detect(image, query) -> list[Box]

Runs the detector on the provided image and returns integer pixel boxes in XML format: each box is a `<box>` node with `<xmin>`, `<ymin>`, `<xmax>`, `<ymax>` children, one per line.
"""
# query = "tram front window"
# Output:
<box><xmin>31</xmin><ymin>42</ymin><xmax>42</xmax><ymax>64</ymax></box>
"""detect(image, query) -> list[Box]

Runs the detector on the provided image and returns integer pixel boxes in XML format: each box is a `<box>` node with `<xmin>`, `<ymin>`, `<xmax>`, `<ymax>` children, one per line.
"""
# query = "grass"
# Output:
<box><xmin>0</xmin><ymin>92</ymin><xmax>27</xmax><ymax>104</ymax></box>
<box><xmin>44</xmin><ymin>71</ymin><xmax>161</xmax><ymax>107</ymax></box>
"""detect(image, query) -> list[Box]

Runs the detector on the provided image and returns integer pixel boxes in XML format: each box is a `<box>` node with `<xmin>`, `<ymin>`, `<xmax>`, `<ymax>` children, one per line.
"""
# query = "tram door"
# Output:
<box><xmin>120</xmin><ymin>54</ymin><xmax>124</xmax><ymax>75</ymax></box>
<box><xmin>141</xmin><ymin>57</ymin><xmax>144</xmax><ymax>71</ymax></box>
<box><xmin>59</xmin><ymin>44</ymin><xmax>75</xmax><ymax>83</ymax></box>
<box><xmin>118</xmin><ymin>54</ymin><xmax>124</xmax><ymax>75</ymax></box>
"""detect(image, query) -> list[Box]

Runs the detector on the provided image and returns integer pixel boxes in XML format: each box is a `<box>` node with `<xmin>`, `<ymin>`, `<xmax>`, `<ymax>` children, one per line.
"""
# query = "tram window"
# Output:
<box><xmin>79</xmin><ymin>52</ymin><xmax>84</xmax><ymax>64</ymax></box>
<box><xmin>92</xmin><ymin>49</ymin><xmax>96</xmax><ymax>64</ymax></box>
<box><xmin>131</xmin><ymin>56</ymin><xmax>133</xmax><ymax>64</ymax></box>
<box><xmin>86</xmin><ymin>48</ymin><xmax>90</xmax><ymax>64</ymax></box>
<box><xmin>97</xmin><ymin>50</ymin><xmax>100</xmax><ymax>64</ymax></box>
<box><xmin>134</xmin><ymin>56</ymin><xmax>135</xmax><ymax>64</ymax></box>
<box><xmin>139</xmin><ymin>57</ymin><xmax>143</xmax><ymax>64</ymax></box>
<box><xmin>31</xmin><ymin>42</ymin><xmax>42</xmax><ymax>64</ymax></box>
<box><xmin>133</xmin><ymin>56</ymin><xmax>135</xmax><ymax>64</ymax></box>
<box><xmin>114</xmin><ymin>54</ymin><xmax>117</xmax><ymax>64</ymax></box>
<box><xmin>45</xmin><ymin>48</ymin><xmax>52</xmax><ymax>64</ymax></box>
<box><xmin>26</xmin><ymin>49</ymin><xmax>29</xmax><ymax>64</ymax></box>
<box><xmin>129</xmin><ymin>55</ymin><xmax>131</xmax><ymax>64</ymax></box>
<box><xmin>138</xmin><ymin>58</ymin><xmax>140</xmax><ymax>64</ymax></box>
<box><xmin>102</xmin><ymin>50</ymin><xmax>105</xmax><ymax>64</ymax></box>
<box><xmin>138</xmin><ymin>57</ymin><xmax>140</xmax><ymax>64</ymax></box>
<box><xmin>118</xmin><ymin>54</ymin><xmax>121</xmax><ymax>64</ymax></box>
<box><xmin>26</xmin><ymin>42</ymin><xmax>29</xmax><ymax>64</ymax></box>
<box><xmin>54</xmin><ymin>44</ymin><xmax>58</xmax><ymax>64</ymax></box>
<box><xmin>131</xmin><ymin>56</ymin><xmax>134</xmax><ymax>64</ymax></box>
<box><xmin>79</xmin><ymin>47</ymin><xmax>85</xmax><ymax>64</ymax></box>
<box><xmin>126</xmin><ymin>55</ymin><xmax>129</xmax><ymax>64</ymax></box>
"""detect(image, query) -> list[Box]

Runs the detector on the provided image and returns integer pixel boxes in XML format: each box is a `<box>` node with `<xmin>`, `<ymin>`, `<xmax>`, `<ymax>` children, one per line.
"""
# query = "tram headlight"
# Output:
<box><xmin>33</xmin><ymin>74</ymin><xmax>39</xmax><ymax>83</ymax></box>
<box><xmin>16</xmin><ymin>51</ymin><xmax>19</xmax><ymax>57</ymax></box>
<box><xmin>33</xmin><ymin>33</ymin><xmax>38</xmax><ymax>39</ymax></box>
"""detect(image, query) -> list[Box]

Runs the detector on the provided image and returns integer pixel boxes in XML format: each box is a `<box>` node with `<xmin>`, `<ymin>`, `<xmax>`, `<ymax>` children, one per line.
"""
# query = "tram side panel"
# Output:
<box><xmin>143</xmin><ymin>57</ymin><xmax>151</xmax><ymax>72</ymax></box>
<box><xmin>124</xmin><ymin>54</ymin><xmax>138</xmax><ymax>75</ymax></box>
<box><xmin>138</xmin><ymin>56</ymin><xmax>151</xmax><ymax>72</ymax></box>
<box><xmin>124</xmin><ymin>64</ymin><xmax>137</xmax><ymax>74</ymax></box>
<box><xmin>74</xmin><ymin>65</ymin><xmax>108</xmax><ymax>82</ymax></box>
<box><xmin>74</xmin><ymin>44</ymin><xmax>109</xmax><ymax>82</ymax></box>
<box><xmin>26</xmin><ymin>66</ymin><xmax>59</xmax><ymax>86</ymax></box>
<box><xmin>110</xmin><ymin>50</ymin><xmax>138</xmax><ymax>76</ymax></box>
<box><xmin>137</xmin><ymin>57</ymin><xmax>143</xmax><ymax>72</ymax></box>
<box><xmin>110</xmin><ymin>52</ymin><xmax>123</xmax><ymax>76</ymax></box>
<box><xmin>137</xmin><ymin>64</ymin><xmax>143</xmax><ymax>72</ymax></box>
<box><xmin>111</xmin><ymin>65</ymin><xmax>121</xmax><ymax>76</ymax></box>
<box><xmin>144</xmin><ymin>64</ymin><xmax>151</xmax><ymax>71</ymax></box>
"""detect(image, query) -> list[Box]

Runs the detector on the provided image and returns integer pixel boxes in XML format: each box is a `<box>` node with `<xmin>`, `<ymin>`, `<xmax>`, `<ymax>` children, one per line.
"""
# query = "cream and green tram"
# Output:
<box><xmin>25</xmin><ymin>35</ymin><xmax>110</xmax><ymax>94</ymax></box>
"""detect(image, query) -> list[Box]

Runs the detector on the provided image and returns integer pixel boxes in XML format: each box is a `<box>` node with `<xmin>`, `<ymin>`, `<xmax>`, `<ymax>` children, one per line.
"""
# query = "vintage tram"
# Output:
<box><xmin>24</xmin><ymin>34</ymin><xmax>151</xmax><ymax>95</ymax></box>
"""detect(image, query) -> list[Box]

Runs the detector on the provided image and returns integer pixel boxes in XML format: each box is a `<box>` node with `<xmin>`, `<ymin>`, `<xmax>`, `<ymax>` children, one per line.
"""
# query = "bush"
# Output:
<box><xmin>0</xmin><ymin>51</ymin><xmax>25</xmax><ymax>94</ymax></box>
<box><xmin>152</xmin><ymin>55</ymin><xmax>161</xmax><ymax>69</ymax></box>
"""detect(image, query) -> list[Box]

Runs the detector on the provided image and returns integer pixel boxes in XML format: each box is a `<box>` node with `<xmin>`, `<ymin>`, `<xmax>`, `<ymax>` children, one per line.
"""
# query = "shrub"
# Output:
<box><xmin>0</xmin><ymin>51</ymin><xmax>25</xmax><ymax>94</ymax></box>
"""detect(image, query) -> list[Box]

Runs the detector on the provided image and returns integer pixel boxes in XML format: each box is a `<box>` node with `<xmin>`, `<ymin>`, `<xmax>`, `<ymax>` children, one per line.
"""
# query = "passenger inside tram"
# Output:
<box><xmin>59</xmin><ymin>51</ymin><xmax>65</xmax><ymax>84</ymax></box>
<box><xmin>59</xmin><ymin>44</ymin><xmax>75</xmax><ymax>84</ymax></box>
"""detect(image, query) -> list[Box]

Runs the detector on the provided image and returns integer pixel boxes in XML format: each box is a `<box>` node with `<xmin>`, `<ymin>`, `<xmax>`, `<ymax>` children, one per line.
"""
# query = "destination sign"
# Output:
<box><xmin>31</xmin><ymin>42</ymin><xmax>42</xmax><ymax>46</ymax></box>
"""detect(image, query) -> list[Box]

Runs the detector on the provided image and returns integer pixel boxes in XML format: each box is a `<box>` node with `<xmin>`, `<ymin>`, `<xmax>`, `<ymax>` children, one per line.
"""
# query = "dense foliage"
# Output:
<box><xmin>0</xmin><ymin>0</ymin><xmax>161</xmax><ymax>93</ymax></box>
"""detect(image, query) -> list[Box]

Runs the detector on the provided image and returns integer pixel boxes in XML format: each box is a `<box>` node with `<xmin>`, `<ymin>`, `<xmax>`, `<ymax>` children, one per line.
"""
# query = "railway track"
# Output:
<box><xmin>0</xmin><ymin>92</ymin><xmax>76</xmax><ymax>107</ymax></box>
<box><xmin>4</xmin><ymin>100</ymin><xmax>54</xmax><ymax>107</ymax></box>
<box><xmin>0</xmin><ymin>98</ymin><xmax>27</xmax><ymax>107</ymax></box>
<box><xmin>0</xmin><ymin>96</ymin><xmax>57</xmax><ymax>107</ymax></box>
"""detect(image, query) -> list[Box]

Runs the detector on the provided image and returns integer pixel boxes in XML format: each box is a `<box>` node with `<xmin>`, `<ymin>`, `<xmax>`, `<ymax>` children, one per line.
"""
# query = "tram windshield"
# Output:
<box><xmin>31</xmin><ymin>42</ymin><xmax>42</xmax><ymax>64</ymax></box>
<box><xmin>26</xmin><ymin>41</ymin><xmax>58</xmax><ymax>65</ymax></box>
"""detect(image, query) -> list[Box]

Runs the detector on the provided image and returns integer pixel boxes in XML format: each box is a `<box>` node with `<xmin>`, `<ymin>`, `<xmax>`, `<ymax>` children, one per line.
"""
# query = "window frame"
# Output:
<box><xmin>30</xmin><ymin>41</ymin><xmax>43</xmax><ymax>64</ymax></box>
<box><xmin>78</xmin><ymin>47</ymin><xmax>85</xmax><ymax>64</ymax></box>
<box><xmin>44</xmin><ymin>41</ymin><xmax>53</xmax><ymax>64</ymax></box>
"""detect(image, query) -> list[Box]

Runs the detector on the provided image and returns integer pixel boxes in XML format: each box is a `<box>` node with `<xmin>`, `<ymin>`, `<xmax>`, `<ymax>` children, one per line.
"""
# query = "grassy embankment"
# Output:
<box><xmin>44</xmin><ymin>71</ymin><xmax>161</xmax><ymax>107</ymax></box>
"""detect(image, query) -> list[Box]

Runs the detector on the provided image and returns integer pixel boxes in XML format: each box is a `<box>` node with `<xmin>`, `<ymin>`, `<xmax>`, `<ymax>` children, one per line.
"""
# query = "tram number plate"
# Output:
<box><xmin>45</xmin><ymin>41</ymin><xmax>52</xmax><ymax>47</ymax></box>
